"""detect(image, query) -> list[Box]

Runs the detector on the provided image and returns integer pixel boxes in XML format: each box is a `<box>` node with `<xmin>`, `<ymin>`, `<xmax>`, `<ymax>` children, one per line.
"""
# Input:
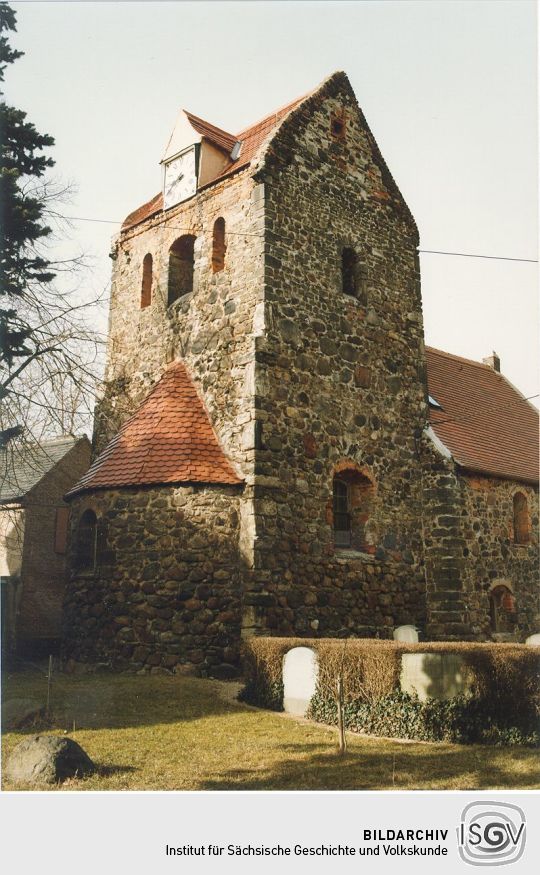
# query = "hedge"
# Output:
<box><xmin>240</xmin><ymin>637</ymin><xmax>540</xmax><ymax>746</ymax></box>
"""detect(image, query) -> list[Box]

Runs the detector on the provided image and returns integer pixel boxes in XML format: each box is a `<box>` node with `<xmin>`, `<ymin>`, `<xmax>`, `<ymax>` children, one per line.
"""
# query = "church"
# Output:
<box><xmin>62</xmin><ymin>72</ymin><xmax>539</xmax><ymax>675</ymax></box>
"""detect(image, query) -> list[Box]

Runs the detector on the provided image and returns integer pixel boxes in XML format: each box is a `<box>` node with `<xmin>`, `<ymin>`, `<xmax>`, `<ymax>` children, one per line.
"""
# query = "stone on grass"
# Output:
<box><xmin>5</xmin><ymin>735</ymin><xmax>95</xmax><ymax>785</ymax></box>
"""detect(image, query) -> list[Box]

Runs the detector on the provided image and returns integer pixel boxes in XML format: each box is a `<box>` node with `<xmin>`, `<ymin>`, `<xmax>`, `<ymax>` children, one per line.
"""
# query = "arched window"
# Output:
<box><xmin>332</xmin><ymin>467</ymin><xmax>376</xmax><ymax>551</ymax></box>
<box><xmin>77</xmin><ymin>509</ymin><xmax>98</xmax><ymax>571</ymax></box>
<box><xmin>341</xmin><ymin>247</ymin><xmax>357</xmax><ymax>296</ymax></box>
<box><xmin>333</xmin><ymin>478</ymin><xmax>351</xmax><ymax>546</ymax></box>
<box><xmin>513</xmin><ymin>492</ymin><xmax>530</xmax><ymax>545</ymax></box>
<box><xmin>141</xmin><ymin>253</ymin><xmax>152</xmax><ymax>308</ymax></box>
<box><xmin>489</xmin><ymin>584</ymin><xmax>516</xmax><ymax>633</ymax></box>
<box><xmin>212</xmin><ymin>217</ymin><xmax>226</xmax><ymax>273</ymax></box>
<box><xmin>168</xmin><ymin>235</ymin><xmax>195</xmax><ymax>305</ymax></box>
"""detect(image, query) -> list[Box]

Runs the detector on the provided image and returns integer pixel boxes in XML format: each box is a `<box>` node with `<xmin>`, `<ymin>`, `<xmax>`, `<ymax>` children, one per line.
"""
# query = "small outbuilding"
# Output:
<box><xmin>0</xmin><ymin>435</ymin><xmax>91</xmax><ymax>656</ymax></box>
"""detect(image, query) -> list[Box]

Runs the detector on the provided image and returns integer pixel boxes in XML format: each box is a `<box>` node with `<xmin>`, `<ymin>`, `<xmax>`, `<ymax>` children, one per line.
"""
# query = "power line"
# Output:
<box><xmin>419</xmin><ymin>249</ymin><xmax>537</xmax><ymax>264</ymax></box>
<box><xmin>64</xmin><ymin>214</ymin><xmax>538</xmax><ymax>262</ymax></box>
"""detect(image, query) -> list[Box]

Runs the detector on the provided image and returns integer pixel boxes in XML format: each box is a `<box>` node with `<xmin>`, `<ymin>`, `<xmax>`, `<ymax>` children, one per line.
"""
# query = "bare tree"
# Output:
<box><xmin>1</xmin><ymin>4</ymin><xmax>105</xmax><ymax>460</ymax></box>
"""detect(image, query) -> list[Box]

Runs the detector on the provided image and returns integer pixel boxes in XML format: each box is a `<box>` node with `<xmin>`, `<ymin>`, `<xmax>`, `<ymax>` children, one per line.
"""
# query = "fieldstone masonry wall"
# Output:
<box><xmin>243</xmin><ymin>75</ymin><xmax>429</xmax><ymax>638</ymax></box>
<box><xmin>95</xmin><ymin>167</ymin><xmax>263</xmax><ymax>477</ymax></box>
<box><xmin>63</xmin><ymin>72</ymin><xmax>539</xmax><ymax>672</ymax></box>
<box><xmin>461</xmin><ymin>474</ymin><xmax>539</xmax><ymax>638</ymax></box>
<box><xmin>63</xmin><ymin>485</ymin><xmax>243</xmax><ymax>675</ymax></box>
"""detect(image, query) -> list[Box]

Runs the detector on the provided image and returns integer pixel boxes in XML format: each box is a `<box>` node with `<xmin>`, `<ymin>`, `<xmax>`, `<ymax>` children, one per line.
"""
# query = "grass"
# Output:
<box><xmin>2</xmin><ymin>669</ymin><xmax>539</xmax><ymax>791</ymax></box>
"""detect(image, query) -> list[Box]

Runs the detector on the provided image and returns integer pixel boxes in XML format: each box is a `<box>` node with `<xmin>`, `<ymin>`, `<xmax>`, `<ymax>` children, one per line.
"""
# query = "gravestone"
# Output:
<box><xmin>525</xmin><ymin>633</ymin><xmax>540</xmax><ymax>646</ymax></box>
<box><xmin>400</xmin><ymin>653</ymin><xmax>469</xmax><ymax>701</ymax></box>
<box><xmin>393</xmin><ymin>625</ymin><xmax>419</xmax><ymax>643</ymax></box>
<box><xmin>282</xmin><ymin>647</ymin><xmax>318</xmax><ymax>716</ymax></box>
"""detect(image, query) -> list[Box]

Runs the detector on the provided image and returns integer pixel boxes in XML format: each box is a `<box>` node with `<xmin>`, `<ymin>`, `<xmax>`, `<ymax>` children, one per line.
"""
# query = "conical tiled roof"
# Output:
<box><xmin>67</xmin><ymin>362</ymin><xmax>242</xmax><ymax>497</ymax></box>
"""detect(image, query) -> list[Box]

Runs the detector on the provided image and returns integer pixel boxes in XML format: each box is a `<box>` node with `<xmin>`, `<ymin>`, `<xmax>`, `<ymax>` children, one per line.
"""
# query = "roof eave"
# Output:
<box><xmin>456</xmin><ymin>462</ymin><xmax>539</xmax><ymax>488</ymax></box>
<box><xmin>65</xmin><ymin>477</ymin><xmax>244</xmax><ymax>501</ymax></box>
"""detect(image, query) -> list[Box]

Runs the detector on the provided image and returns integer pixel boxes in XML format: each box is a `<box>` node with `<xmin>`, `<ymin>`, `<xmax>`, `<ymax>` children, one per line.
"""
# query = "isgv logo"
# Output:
<box><xmin>457</xmin><ymin>801</ymin><xmax>526</xmax><ymax>866</ymax></box>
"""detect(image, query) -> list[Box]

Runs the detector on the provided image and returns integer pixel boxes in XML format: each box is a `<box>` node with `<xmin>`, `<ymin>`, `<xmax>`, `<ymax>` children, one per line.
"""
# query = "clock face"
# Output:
<box><xmin>163</xmin><ymin>147</ymin><xmax>197</xmax><ymax>209</ymax></box>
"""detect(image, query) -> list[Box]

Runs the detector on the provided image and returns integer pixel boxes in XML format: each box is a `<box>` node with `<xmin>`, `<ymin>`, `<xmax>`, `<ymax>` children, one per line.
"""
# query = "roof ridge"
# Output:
<box><xmin>184</xmin><ymin>109</ymin><xmax>235</xmax><ymax>137</ymax></box>
<box><xmin>235</xmin><ymin>92</ymin><xmax>310</xmax><ymax>138</ymax></box>
<box><xmin>425</xmin><ymin>345</ymin><xmax>493</xmax><ymax>371</ymax></box>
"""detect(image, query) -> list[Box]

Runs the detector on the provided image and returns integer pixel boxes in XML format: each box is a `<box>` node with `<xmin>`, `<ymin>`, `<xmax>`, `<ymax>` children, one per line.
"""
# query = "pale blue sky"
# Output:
<box><xmin>7</xmin><ymin>0</ymin><xmax>538</xmax><ymax>399</ymax></box>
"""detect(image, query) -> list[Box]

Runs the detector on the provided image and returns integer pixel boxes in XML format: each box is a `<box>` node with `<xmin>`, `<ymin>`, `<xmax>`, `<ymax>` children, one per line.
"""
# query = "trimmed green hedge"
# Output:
<box><xmin>241</xmin><ymin>637</ymin><xmax>540</xmax><ymax>746</ymax></box>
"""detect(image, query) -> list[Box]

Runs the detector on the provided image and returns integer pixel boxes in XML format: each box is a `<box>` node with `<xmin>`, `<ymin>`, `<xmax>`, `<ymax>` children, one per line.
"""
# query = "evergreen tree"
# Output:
<box><xmin>0</xmin><ymin>1</ymin><xmax>56</xmax><ymax>381</ymax></box>
<box><xmin>0</xmin><ymin>3</ymin><xmax>100</xmax><ymax>454</ymax></box>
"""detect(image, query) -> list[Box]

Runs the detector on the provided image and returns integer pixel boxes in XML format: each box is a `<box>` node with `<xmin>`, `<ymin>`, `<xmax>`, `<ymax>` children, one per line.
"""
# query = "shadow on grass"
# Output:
<box><xmin>97</xmin><ymin>764</ymin><xmax>138</xmax><ymax>778</ymax></box>
<box><xmin>199</xmin><ymin>744</ymin><xmax>540</xmax><ymax>791</ymax></box>
<box><xmin>1</xmin><ymin>670</ymin><xmax>241</xmax><ymax>731</ymax></box>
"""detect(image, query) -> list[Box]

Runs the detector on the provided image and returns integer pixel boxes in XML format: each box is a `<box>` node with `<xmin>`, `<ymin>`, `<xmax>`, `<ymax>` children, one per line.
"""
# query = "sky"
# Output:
<box><xmin>6</xmin><ymin>0</ymin><xmax>538</xmax><ymax>402</ymax></box>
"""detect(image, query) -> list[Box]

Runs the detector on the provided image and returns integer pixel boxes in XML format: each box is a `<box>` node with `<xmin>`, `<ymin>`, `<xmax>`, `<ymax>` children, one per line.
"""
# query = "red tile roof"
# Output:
<box><xmin>122</xmin><ymin>95</ymin><xmax>306</xmax><ymax>231</ymax></box>
<box><xmin>426</xmin><ymin>347</ymin><xmax>539</xmax><ymax>485</ymax></box>
<box><xmin>184</xmin><ymin>110</ymin><xmax>237</xmax><ymax>154</ymax></box>
<box><xmin>67</xmin><ymin>362</ymin><xmax>242</xmax><ymax>496</ymax></box>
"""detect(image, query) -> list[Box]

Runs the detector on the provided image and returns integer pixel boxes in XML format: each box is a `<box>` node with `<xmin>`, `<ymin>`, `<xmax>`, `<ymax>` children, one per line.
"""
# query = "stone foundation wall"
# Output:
<box><xmin>63</xmin><ymin>484</ymin><xmax>243</xmax><ymax>675</ymax></box>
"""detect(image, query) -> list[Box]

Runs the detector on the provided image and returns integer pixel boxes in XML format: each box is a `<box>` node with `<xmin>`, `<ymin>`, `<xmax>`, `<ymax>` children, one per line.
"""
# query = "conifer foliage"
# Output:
<box><xmin>0</xmin><ymin>3</ymin><xmax>100</xmax><ymax>448</ymax></box>
<box><xmin>0</xmin><ymin>2</ymin><xmax>56</xmax><ymax>376</ymax></box>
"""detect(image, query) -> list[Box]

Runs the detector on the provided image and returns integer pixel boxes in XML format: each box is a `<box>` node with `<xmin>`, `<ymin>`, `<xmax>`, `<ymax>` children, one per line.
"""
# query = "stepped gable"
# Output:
<box><xmin>121</xmin><ymin>94</ymin><xmax>305</xmax><ymax>231</ymax></box>
<box><xmin>67</xmin><ymin>361</ymin><xmax>242</xmax><ymax>496</ymax></box>
<box><xmin>426</xmin><ymin>346</ymin><xmax>539</xmax><ymax>485</ymax></box>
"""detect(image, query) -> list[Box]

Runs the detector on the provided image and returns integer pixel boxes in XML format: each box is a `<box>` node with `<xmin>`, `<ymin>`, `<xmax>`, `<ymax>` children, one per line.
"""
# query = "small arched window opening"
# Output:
<box><xmin>141</xmin><ymin>253</ymin><xmax>153</xmax><ymax>309</ymax></box>
<box><xmin>212</xmin><ymin>217</ymin><xmax>226</xmax><ymax>273</ymax></box>
<box><xmin>168</xmin><ymin>234</ymin><xmax>195</xmax><ymax>305</ymax></box>
<box><xmin>77</xmin><ymin>509</ymin><xmax>98</xmax><ymax>571</ymax></box>
<box><xmin>332</xmin><ymin>467</ymin><xmax>376</xmax><ymax>552</ymax></box>
<box><xmin>489</xmin><ymin>584</ymin><xmax>516</xmax><ymax>634</ymax></box>
<box><xmin>513</xmin><ymin>492</ymin><xmax>530</xmax><ymax>545</ymax></box>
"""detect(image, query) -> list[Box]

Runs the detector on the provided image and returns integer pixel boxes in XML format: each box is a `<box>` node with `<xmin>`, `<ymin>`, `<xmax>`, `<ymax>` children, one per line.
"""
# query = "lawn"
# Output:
<box><xmin>2</xmin><ymin>670</ymin><xmax>539</xmax><ymax>791</ymax></box>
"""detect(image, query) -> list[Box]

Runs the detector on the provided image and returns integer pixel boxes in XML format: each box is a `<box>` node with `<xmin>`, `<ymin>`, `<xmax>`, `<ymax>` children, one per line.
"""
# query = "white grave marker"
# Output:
<box><xmin>282</xmin><ymin>647</ymin><xmax>318</xmax><ymax>716</ymax></box>
<box><xmin>400</xmin><ymin>653</ymin><xmax>469</xmax><ymax>701</ymax></box>
<box><xmin>525</xmin><ymin>633</ymin><xmax>540</xmax><ymax>646</ymax></box>
<box><xmin>393</xmin><ymin>625</ymin><xmax>419</xmax><ymax>643</ymax></box>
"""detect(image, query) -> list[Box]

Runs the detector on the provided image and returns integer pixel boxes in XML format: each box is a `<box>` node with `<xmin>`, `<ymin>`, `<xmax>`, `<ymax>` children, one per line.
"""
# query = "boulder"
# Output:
<box><xmin>5</xmin><ymin>735</ymin><xmax>95</xmax><ymax>785</ymax></box>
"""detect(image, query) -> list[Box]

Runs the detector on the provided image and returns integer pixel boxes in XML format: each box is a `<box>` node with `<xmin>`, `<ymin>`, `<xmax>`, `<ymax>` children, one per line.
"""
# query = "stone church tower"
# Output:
<box><xmin>63</xmin><ymin>72</ymin><xmax>539</xmax><ymax>673</ymax></box>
